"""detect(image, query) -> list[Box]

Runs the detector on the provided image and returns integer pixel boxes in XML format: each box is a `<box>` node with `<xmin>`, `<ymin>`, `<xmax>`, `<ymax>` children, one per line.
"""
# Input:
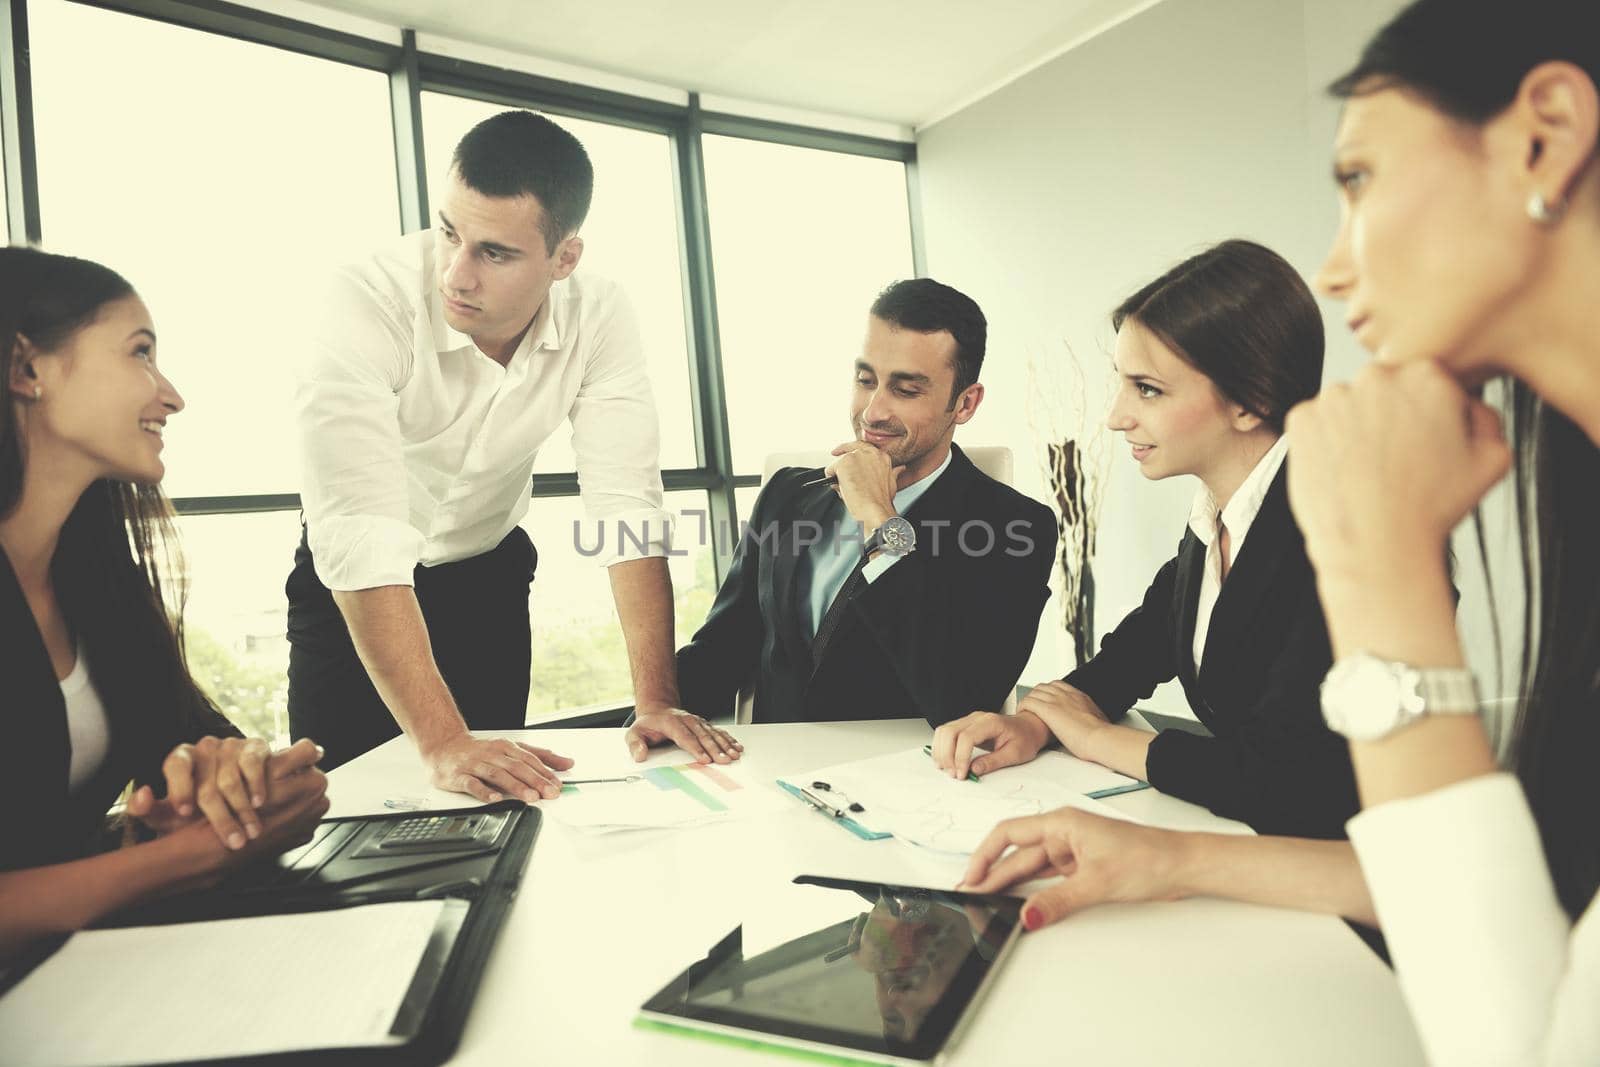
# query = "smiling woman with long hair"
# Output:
<box><xmin>961</xmin><ymin>1</ymin><xmax>1600</xmax><ymax>1060</ymax></box>
<box><xmin>0</xmin><ymin>247</ymin><xmax>328</xmax><ymax>964</ymax></box>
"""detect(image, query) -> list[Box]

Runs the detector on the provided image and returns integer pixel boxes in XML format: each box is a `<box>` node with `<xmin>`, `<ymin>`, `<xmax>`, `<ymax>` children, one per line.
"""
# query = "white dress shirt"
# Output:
<box><xmin>1186</xmin><ymin>435</ymin><xmax>1288</xmax><ymax>669</ymax></box>
<box><xmin>295</xmin><ymin>231</ymin><xmax>671</xmax><ymax>591</ymax></box>
<box><xmin>59</xmin><ymin>644</ymin><xmax>110</xmax><ymax>794</ymax></box>
<box><xmin>1349</xmin><ymin>774</ymin><xmax>1600</xmax><ymax>1065</ymax></box>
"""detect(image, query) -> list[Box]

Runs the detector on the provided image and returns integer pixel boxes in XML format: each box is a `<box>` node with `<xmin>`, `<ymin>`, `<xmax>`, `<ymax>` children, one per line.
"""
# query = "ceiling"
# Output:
<box><xmin>303</xmin><ymin>0</ymin><xmax>1164</xmax><ymax>129</ymax></box>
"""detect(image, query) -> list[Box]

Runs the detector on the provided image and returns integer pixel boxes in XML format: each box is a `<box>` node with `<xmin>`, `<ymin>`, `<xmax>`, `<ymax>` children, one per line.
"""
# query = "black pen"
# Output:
<box><xmin>795</xmin><ymin>786</ymin><xmax>848</xmax><ymax>820</ymax></box>
<box><xmin>800</xmin><ymin>474</ymin><xmax>838</xmax><ymax>489</ymax></box>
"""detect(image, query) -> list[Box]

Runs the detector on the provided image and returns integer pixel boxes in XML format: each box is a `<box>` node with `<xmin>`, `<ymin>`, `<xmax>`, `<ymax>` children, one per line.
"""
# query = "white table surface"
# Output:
<box><xmin>327</xmin><ymin>719</ymin><xmax>1425</xmax><ymax>1066</ymax></box>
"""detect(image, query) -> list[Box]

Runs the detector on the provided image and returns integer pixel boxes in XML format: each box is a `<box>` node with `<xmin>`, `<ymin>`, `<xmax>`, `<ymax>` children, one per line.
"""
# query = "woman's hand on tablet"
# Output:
<box><xmin>957</xmin><ymin>808</ymin><xmax>1188</xmax><ymax>930</ymax></box>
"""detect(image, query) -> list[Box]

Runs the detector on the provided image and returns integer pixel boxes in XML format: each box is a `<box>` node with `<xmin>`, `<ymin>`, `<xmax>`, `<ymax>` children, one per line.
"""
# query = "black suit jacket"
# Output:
<box><xmin>1</xmin><ymin>548</ymin><xmax>238</xmax><ymax>873</ymax></box>
<box><xmin>677</xmin><ymin>444</ymin><xmax>1057</xmax><ymax>726</ymax></box>
<box><xmin>1065</xmin><ymin>467</ymin><xmax>1358</xmax><ymax>839</ymax></box>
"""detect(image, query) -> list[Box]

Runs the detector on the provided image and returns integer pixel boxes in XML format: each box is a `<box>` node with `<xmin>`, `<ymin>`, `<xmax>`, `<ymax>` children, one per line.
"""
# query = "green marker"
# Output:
<box><xmin>923</xmin><ymin>744</ymin><xmax>981</xmax><ymax>783</ymax></box>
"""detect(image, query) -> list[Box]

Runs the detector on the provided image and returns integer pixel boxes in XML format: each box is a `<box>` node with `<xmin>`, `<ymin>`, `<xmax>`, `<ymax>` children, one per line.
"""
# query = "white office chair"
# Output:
<box><xmin>736</xmin><ymin>446</ymin><xmax>1022</xmax><ymax>724</ymax></box>
<box><xmin>759</xmin><ymin>445</ymin><xmax>1014</xmax><ymax>486</ymax></box>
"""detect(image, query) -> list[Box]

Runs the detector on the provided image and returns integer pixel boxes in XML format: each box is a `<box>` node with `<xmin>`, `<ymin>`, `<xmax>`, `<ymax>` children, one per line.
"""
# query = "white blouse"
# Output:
<box><xmin>1186</xmin><ymin>435</ymin><xmax>1288</xmax><ymax>669</ymax></box>
<box><xmin>59</xmin><ymin>645</ymin><xmax>111</xmax><ymax>794</ymax></box>
<box><xmin>1348</xmin><ymin>773</ymin><xmax>1600</xmax><ymax>1065</ymax></box>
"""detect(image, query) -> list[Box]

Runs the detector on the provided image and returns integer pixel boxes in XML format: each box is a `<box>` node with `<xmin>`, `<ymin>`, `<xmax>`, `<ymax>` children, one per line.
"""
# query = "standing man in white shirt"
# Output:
<box><xmin>287</xmin><ymin>110</ymin><xmax>740</xmax><ymax>799</ymax></box>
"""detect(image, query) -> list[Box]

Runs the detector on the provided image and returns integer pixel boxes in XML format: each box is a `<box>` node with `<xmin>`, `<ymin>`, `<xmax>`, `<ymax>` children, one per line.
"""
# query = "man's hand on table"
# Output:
<box><xmin>625</xmin><ymin>706</ymin><xmax>743</xmax><ymax>764</ymax></box>
<box><xmin>421</xmin><ymin>732</ymin><xmax>574</xmax><ymax>803</ymax></box>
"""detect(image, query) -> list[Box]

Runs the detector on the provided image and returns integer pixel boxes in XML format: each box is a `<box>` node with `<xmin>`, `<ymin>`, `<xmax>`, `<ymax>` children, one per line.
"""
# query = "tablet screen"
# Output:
<box><xmin>640</xmin><ymin>875</ymin><xmax>1022</xmax><ymax>1063</ymax></box>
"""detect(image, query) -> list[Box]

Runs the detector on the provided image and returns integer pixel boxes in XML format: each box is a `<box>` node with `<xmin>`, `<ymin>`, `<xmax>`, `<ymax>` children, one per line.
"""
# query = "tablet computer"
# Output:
<box><xmin>638</xmin><ymin>875</ymin><xmax>1023</xmax><ymax>1065</ymax></box>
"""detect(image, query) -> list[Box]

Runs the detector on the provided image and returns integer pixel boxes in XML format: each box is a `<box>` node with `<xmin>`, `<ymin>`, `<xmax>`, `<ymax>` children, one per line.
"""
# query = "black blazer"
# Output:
<box><xmin>1</xmin><ymin>548</ymin><xmax>237</xmax><ymax>873</ymax></box>
<box><xmin>1064</xmin><ymin>466</ymin><xmax>1358</xmax><ymax>839</ymax></box>
<box><xmin>677</xmin><ymin>444</ymin><xmax>1057</xmax><ymax>726</ymax></box>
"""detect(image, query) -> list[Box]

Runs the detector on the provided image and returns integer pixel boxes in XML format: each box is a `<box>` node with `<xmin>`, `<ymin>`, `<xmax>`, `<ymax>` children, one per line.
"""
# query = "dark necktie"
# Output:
<box><xmin>811</xmin><ymin>558</ymin><xmax>868</xmax><ymax>666</ymax></box>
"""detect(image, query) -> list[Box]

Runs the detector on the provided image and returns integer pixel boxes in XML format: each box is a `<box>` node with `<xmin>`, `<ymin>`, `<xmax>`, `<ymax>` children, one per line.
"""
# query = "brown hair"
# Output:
<box><xmin>3</xmin><ymin>246</ymin><xmax>226</xmax><ymax>782</ymax></box>
<box><xmin>1113</xmin><ymin>239</ymin><xmax>1324</xmax><ymax>432</ymax></box>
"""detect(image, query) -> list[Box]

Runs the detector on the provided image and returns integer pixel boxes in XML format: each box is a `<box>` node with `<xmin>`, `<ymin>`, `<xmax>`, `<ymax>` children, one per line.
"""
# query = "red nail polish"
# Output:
<box><xmin>1023</xmin><ymin>906</ymin><xmax>1043</xmax><ymax>931</ymax></box>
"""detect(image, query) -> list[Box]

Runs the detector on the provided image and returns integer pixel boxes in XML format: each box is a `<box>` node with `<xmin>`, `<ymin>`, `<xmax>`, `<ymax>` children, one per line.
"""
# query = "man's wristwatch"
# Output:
<box><xmin>863</xmin><ymin>515</ymin><xmax>916</xmax><ymax>560</ymax></box>
<box><xmin>1319</xmin><ymin>652</ymin><xmax>1480</xmax><ymax>741</ymax></box>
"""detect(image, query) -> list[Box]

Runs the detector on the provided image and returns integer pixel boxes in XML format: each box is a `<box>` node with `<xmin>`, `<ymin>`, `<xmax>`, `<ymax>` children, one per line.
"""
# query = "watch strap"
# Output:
<box><xmin>1412</xmin><ymin>667</ymin><xmax>1480</xmax><ymax>715</ymax></box>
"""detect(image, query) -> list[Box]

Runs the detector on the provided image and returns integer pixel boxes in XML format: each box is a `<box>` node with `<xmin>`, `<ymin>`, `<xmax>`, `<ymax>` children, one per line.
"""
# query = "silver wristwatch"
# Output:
<box><xmin>863</xmin><ymin>515</ymin><xmax>915</xmax><ymax>560</ymax></box>
<box><xmin>1320</xmin><ymin>652</ymin><xmax>1480</xmax><ymax>741</ymax></box>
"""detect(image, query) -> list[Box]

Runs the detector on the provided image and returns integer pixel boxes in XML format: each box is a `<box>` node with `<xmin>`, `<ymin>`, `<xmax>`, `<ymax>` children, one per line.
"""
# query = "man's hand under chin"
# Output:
<box><xmin>827</xmin><ymin>440</ymin><xmax>905</xmax><ymax>536</ymax></box>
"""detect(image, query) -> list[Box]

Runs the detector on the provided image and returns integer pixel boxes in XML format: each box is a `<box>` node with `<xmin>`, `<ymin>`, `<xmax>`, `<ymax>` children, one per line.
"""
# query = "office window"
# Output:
<box><xmin>702</xmin><ymin>137</ymin><xmax>914</xmax><ymax>475</ymax></box>
<box><xmin>421</xmin><ymin>93</ymin><xmax>698</xmax><ymax>472</ymax></box>
<box><xmin>174</xmin><ymin>493</ymin><xmax>721</xmax><ymax>738</ymax></box>
<box><xmin>27</xmin><ymin>0</ymin><xmax>399</xmax><ymax>501</ymax></box>
<box><xmin>174</xmin><ymin>510</ymin><xmax>305</xmax><ymax>744</ymax></box>
<box><xmin>734</xmin><ymin>486</ymin><xmax>763</xmax><ymax>533</ymax></box>
<box><xmin>522</xmin><ymin>491</ymin><xmax>718</xmax><ymax>720</ymax></box>
<box><xmin>12</xmin><ymin>0</ymin><xmax>916</xmax><ymax>727</ymax></box>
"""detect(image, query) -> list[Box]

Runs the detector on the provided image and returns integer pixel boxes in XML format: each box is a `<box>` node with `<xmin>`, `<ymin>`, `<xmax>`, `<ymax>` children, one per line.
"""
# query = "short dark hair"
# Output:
<box><xmin>1111</xmin><ymin>239</ymin><xmax>1323</xmax><ymax>433</ymax></box>
<box><xmin>450</xmin><ymin>110</ymin><xmax>595</xmax><ymax>255</ymax></box>
<box><xmin>869</xmin><ymin>278</ymin><xmax>987</xmax><ymax>407</ymax></box>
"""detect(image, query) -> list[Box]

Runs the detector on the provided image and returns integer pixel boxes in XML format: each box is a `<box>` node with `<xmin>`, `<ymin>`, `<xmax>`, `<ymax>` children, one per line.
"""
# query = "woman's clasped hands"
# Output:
<box><xmin>126</xmin><ymin>736</ymin><xmax>330</xmax><ymax>859</ymax></box>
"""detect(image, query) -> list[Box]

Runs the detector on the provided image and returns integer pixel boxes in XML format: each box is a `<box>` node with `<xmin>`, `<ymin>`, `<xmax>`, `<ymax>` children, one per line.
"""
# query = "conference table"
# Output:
<box><xmin>327</xmin><ymin>718</ymin><xmax>1427</xmax><ymax>1066</ymax></box>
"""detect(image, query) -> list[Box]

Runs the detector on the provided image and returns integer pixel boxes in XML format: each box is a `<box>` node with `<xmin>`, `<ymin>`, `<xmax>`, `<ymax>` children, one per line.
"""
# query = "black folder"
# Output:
<box><xmin>4</xmin><ymin>801</ymin><xmax>539</xmax><ymax>1067</ymax></box>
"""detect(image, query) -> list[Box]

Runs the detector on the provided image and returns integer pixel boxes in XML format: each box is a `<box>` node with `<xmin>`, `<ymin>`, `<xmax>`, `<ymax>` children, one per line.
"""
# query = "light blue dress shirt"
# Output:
<box><xmin>798</xmin><ymin>449</ymin><xmax>953</xmax><ymax>640</ymax></box>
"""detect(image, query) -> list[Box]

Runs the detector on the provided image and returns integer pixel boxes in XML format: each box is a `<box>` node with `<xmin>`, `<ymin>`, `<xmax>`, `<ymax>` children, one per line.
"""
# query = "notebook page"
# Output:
<box><xmin>0</xmin><ymin>899</ymin><xmax>445</xmax><ymax>1067</ymax></box>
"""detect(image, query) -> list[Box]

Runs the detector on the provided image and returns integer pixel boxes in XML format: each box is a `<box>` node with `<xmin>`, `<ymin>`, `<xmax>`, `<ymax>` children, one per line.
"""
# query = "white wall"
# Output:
<box><xmin>915</xmin><ymin>0</ymin><xmax>1519</xmax><ymax>714</ymax></box>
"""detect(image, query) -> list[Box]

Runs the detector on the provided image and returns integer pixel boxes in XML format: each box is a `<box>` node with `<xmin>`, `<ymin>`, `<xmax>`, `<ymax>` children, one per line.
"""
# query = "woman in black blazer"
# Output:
<box><xmin>0</xmin><ymin>248</ymin><xmax>328</xmax><ymax>963</ymax></box>
<box><xmin>934</xmin><ymin>240</ymin><xmax>1357</xmax><ymax>840</ymax></box>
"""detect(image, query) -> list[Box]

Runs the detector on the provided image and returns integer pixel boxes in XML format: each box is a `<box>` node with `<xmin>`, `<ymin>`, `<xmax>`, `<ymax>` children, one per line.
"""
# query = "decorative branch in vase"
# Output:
<box><xmin>1028</xmin><ymin>343</ymin><xmax>1109</xmax><ymax>669</ymax></box>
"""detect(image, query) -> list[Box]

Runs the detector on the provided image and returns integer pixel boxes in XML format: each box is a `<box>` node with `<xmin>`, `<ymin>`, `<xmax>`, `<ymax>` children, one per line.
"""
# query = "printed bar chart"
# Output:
<box><xmin>550</xmin><ymin>760</ymin><xmax>777</xmax><ymax>832</ymax></box>
<box><xmin>643</xmin><ymin>765</ymin><xmax>730</xmax><ymax>813</ymax></box>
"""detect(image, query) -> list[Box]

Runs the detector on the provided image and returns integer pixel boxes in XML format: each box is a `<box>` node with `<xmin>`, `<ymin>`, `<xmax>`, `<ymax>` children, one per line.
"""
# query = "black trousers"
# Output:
<box><xmin>285</xmin><ymin>525</ymin><xmax>538</xmax><ymax>770</ymax></box>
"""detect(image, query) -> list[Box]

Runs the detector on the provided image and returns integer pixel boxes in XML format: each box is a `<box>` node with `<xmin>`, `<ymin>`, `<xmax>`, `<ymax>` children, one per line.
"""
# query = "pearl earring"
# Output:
<box><xmin>32</xmin><ymin>385</ymin><xmax>40</xmax><ymax>401</ymax></box>
<box><xmin>1527</xmin><ymin>192</ymin><xmax>1567</xmax><ymax>226</ymax></box>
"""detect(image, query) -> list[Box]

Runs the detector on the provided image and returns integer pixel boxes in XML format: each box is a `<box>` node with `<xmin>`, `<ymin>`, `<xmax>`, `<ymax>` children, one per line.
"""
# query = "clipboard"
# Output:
<box><xmin>776</xmin><ymin>747</ymin><xmax>1149</xmax><ymax>848</ymax></box>
<box><xmin>775</xmin><ymin>779</ymin><xmax>893</xmax><ymax>840</ymax></box>
<box><xmin>0</xmin><ymin>801</ymin><xmax>539</xmax><ymax>1067</ymax></box>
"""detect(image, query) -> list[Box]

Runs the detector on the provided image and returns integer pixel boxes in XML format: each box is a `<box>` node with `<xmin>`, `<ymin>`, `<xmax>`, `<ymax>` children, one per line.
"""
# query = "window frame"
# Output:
<box><xmin>3</xmin><ymin>0</ymin><xmax>925</xmax><ymax>724</ymax></box>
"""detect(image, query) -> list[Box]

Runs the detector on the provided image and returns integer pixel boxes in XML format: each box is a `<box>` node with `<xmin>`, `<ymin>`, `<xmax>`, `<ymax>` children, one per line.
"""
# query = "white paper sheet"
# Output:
<box><xmin>780</xmin><ymin>747</ymin><xmax>1143</xmax><ymax>855</ymax></box>
<box><xmin>546</xmin><ymin>759</ymin><xmax>786</xmax><ymax>832</ymax></box>
<box><xmin>0</xmin><ymin>900</ymin><xmax>445</xmax><ymax>1067</ymax></box>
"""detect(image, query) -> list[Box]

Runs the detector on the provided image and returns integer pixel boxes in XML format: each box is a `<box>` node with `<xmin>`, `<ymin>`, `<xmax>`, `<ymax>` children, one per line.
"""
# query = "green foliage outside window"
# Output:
<box><xmin>189</xmin><ymin>546</ymin><xmax>723</xmax><ymax>737</ymax></box>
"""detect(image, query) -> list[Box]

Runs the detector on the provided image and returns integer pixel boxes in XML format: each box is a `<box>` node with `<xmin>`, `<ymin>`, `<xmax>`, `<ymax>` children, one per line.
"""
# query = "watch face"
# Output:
<box><xmin>1322</xmin><ymin>655</ymin><xmax>1423</xmax><ymax>741</ymax></box>
<box><xmin>882</xmin><ymin>517</ymin><xmax>915</xmax><ymax>554</ymax></box>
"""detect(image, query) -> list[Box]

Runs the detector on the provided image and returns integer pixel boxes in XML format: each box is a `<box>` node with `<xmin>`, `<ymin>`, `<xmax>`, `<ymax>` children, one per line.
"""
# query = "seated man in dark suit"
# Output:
<box><xmin>673</xmin><ymin>279</ymin><xmax>1057</xmax><ymax>726</ymax></box>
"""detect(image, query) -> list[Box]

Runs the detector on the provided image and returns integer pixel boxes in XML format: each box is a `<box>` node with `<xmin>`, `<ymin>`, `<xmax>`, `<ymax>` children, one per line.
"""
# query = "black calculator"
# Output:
<box><xmin>353</xmin><ymin>811</ymin><xmax>512</xmax><ymax>858</ymax></box>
